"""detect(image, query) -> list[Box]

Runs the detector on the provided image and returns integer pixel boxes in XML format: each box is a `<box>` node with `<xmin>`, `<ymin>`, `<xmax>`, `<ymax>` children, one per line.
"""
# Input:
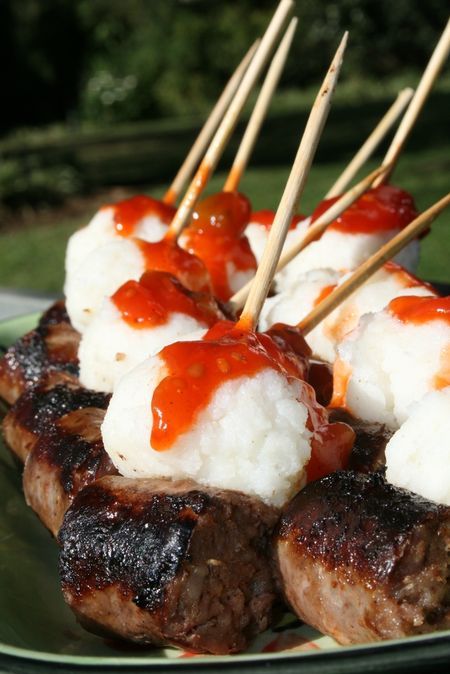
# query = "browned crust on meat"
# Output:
<box><xmin>23</xmin><ymin>406</ymin><xmax>116</xmax><ymax>536</ymax></box>
<box><xmin>59</xmin><ymin>476</ymin><xmax>279</xmax><ymax>654</ymax></box>
<box><xmin>2</xmin><ymin>383</ymin><xmax>110</xmax><ymax>463</ymax></box>
<box><xmin>3</xmin><ymin>405</ymin><xmax>37</xmax><ymax>463</ymax></box>
<box><xmin>0</xmin><ymin>301</ymin><xmax>80</xmax><ymax>405</ymax></box>
<box><xmin>274</xmin><ymin>471</ymin><xmax>450</xmax><ymax>644</ymax></box>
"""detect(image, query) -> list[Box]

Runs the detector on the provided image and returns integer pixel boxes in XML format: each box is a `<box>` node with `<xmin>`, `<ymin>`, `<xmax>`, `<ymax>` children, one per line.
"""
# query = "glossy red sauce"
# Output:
<box><xmin>388</xmin><ymin>295</ymin><xmax>450</xmax><ymax>326</ymax></box>
<box><xmin>109</xmin><ymin>195</ymin><xmax>176</xmax><ymax>237</ymax></box>
<box><xmin>266</xmin><ymin>322</ymin><xmax>312</xmax><ymax>364</ymax></box>
<box><xmin>111</xmin><ymin>271</ymin><xmax>221</xmax><ymax>329</ymax></box>
<box><xmin>151</xmin><ymin>321</ymin><xmax>354</xmax><ymax>480</ymax></box>
<box><xmin>137</xmin><ymin>239</ymin><xmax>211</xmax><ymax>293</ymax></box>
<box><xmin>250</xmin><ymin>209</ymin><xmax>306</xmax><ymax>230</ymax></box>
<box><xmin>183</xmin><ymin>192</ymin><xmax>256</xmax><ymax>301</ymax></box>
<box><xmin>311</xmin><ymin>185</ymin><xmax>417</xmax><ymax>235</ymax></box>
<box><xmin>307</xmin><ymin>422</ymin><xmax>355</xmax><ymax>482</ymax></box>
<box><xmin>151</xmin><ymin>323</ymin><xmax>304</xmax><ymax>450</ymax></box>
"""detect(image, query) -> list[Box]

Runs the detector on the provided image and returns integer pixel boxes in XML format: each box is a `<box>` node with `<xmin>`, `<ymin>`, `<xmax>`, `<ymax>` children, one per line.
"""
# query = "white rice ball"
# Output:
<box><xmin>65</xmin><ymin>239</ymin><xmax>145</xmax><ymax>333</ymax></box>
<box><xmin>385</xmin><ymin>387</ymin><xmax>450</xmax><ymax>505</ymax></box>
<box><xmin>245</xmin><ymin>214</ymin><xmax>310</xmax><ymax>265</ymax></box>
<box><xmin>276</xmin><ymin>228</ymin><xmax>419</xmax><ymax>293</ymax></box>
<box><xmin>102</xmin><ymin>360</ymin><xmax>312</xmax><ymax>507</ymax></box>
<box><xmin>226</xmin><ymin>261</ymin><xmax>255</xmax><ymax>296</ymax></box>
<box><xmin>79</xmin><ymin>300</ymin><xmax>211</xmax><ymax>392</ymax></box>
<box><xmin>66</xmin><ymin>204</ymin><xmax>168</xmax><ymax>280</ymax></box>
<box><xmin>260</xmin><ymin>268</ymin><xmax>341</xmax><ymax>362</ymax></box>
<box><xmin>261</xmin><ymin>264</ymin><xmax>437</xmax><ymax>363</ymax></box>
<box><xmin>245</xmin><ymin>222</ymin><xmax>270</xmax><ymax>265</ymax></box>
<box><xmin>333</xmin><ymin>304</ymin><xmax>450</xmax><ymax>428</ymax></box>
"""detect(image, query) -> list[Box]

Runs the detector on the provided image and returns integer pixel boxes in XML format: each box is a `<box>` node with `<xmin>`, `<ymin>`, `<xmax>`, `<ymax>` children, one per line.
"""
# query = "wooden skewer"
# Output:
<box><xmin>223</xmin><ymin>18</ymin><xmax>298</xmax><ymax>193</ymax></box>
<box><xmin>373</xmin><ymin>18</ymin><xmax>450</xmax><ymax>187</ymax></box>
<box><xmin>298</xmin><ymin>193</ymin><xmax>450</xmax><ymax>335</ymax></box>
<box><xmin>229</xmin><ymin>163</ymin><xmax>388</xmax><ymax>312</ymax></box>
<box><xmin>165</xmin><ymin>0</ymin><xmax>294</xmax><ymax>239</ymax></box>
<box><xmin>325</xmin><ymin>88</ymin><xmax>414</xmax><ymax>198</ymax></box>
<box><xmin>236</xmin><ymin>33</ymin><xmax>348</xmax><ymax>331</ymax></box>
<box><xmin>275</xmin><ymin>164</ymin><xmax>390</xmax><ymax>271</ymax></box>
<box><xmin>162</xmin><ymin>40</ymin><xmax>260</xmax><ymax>206</ymax></box>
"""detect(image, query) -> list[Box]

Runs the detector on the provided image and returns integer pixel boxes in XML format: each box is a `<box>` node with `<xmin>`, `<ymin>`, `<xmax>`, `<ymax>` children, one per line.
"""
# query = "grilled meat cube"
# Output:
<box><xmin>2</xmin><ymin>383</ymin><xmax>109</xmax><ymax>463</ymax></box>
<box><xmin>0</xmin><ymin>301</ymin><xmax>80</xmax><ymax>404</ymax></box>
<box><xmin>274</xmin><ymin>471</ymin><xmax>450</xmax><ymax>645</ymax></box>
<box><xmin>59</xmin><ymin>476</ymin><xmax>278</xmax><ymax>654</ymax></box>
<box><xmin>23</xmin><ymin>404</ymin><xmax>116</xmax><ymax>536</ymax></box>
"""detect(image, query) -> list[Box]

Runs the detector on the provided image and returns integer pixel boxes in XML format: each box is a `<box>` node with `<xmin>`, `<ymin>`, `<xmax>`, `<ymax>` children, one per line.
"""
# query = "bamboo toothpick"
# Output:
<box><xmin>165</xmin><ymin>0</ymin><xmax>294</xmax><ymax>239</ymax></box>
<box><xmin>325</xmin><ymin>88</ymin><xmax>414</xmax><ymax>198</ymax></box>
<box><xmin>373</xmin><ymin>18</ymin><xmax>450</xmax><ymax>187</ymax></box>
<box><xmin>223</xmin><ymin>18</ymin><xmax>298</xmax><ymax>193</ymax></box>
<box><xmin>162</xmin><ymin>41</ymin><xmax>260</xmax><ymax>206</ymax></box>
<box><xmin>298</xmin><ymin>193</ymin><xmax>450</xmax><ymax>335</ymax></box>
<box><xmin>229</xmin><ymin>163</ymin><xmax>388</xmax><ymax>312</ymax></box>
<box><xmin>236</xmin><ymin>33</ymin><xmax>348</xmax><ymax>331</ymax></box>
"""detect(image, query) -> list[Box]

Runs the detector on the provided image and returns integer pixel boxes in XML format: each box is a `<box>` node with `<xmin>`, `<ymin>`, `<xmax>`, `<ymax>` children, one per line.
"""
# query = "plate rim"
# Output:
<box><xmin>0</xmin><ymin>630</ymin><xmax>449</xmax><ymax>668</ymax></box>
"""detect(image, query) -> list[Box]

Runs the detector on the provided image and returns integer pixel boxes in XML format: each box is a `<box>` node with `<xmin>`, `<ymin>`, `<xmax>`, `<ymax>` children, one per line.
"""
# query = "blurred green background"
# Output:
<box><xmin>0</xmin><ymin>0</ymin><xmax>449</xmax><ymax>292</ymax></box>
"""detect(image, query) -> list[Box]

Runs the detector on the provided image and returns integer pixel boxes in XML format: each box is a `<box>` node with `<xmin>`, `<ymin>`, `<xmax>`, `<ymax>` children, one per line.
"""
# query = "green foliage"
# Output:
<box><xmin>0</xmin><ymin>157</ymin><xmax>83</xmax><ymax>209</ymax></box>
<box><xmin>1</xmin><ymin>144</ymin><xmax>449</xmax><ymax>293</ymax></box>
<box><xmin>1</xmin><ymin>0</ymin><xmax>448</xmax><ymax>129</ymax></box>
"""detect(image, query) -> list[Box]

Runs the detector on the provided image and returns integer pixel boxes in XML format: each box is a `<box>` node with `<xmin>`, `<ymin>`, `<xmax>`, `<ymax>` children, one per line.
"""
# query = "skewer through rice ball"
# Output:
<box><xmin>261</xmin><ymin>263</ymin><xmax>438</xmax><ymax>363</ymax></box>
<box><xmin>245</xmin><ymin>211</ymin><xmax>310</xmax><ymax>265</ymax></box>
<box><xmin>275</xmin><ymin>185</ymin><xmax>420</xmax><ymax>293</ymax></box>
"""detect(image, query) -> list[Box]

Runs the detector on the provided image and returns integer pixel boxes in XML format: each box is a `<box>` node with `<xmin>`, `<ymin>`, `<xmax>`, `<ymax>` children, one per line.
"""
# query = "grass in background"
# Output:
<box><xmin>0</xmin><ymin>144</ymin><xmax>448</xmax><ymax>294</ymax></box>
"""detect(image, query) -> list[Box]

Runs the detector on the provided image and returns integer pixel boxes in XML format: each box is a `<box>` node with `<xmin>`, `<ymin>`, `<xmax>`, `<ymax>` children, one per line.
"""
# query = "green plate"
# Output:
<box><xmin>0</xmin><ymin>313</ymin><xmax>449</xmax><ymax>674</ymax></box>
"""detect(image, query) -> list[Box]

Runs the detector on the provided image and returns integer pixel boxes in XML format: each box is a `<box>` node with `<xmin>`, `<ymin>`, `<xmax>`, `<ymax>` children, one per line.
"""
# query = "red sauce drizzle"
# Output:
<box><xmin>151</xmin><ymin>321</ymin><xmax>354</xmax><ymax>481</ymax></box>
<box><xmin>111</xmin><ymin>271</ymin><xmax>222</xmax><ymax>329</ymax></box>
<box><xmin>136</xmin><ymin>238</ymin><xmax>211</xmax><ymax>293</ymax></box>
<box><xmin>311</xmin><ymin>185</ymin><xmax>417</xmax><ymax>235</ymax></box>
<box><xmin>388</xmin><ymin>296</ymin><xmax>450</xmax><ymax>326</ymax></box>
<box><xmin>183</xmin><ymin>192</ymin><xmax>256</xmax><ymax>301</ymax></box>
<box><xmin>151</xmin><ymin>323</ymin><xmax>304</xmax><ymax>451</ymax></box>
<box><xmin>250</xmin><ymin>209</ymin><xmax>306</xmax><ymax>230</ymax></box>
<box><xmin>110</xmin><ymin>195</ymin><xmax>176</xmax><ymax>237</ymax></box>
